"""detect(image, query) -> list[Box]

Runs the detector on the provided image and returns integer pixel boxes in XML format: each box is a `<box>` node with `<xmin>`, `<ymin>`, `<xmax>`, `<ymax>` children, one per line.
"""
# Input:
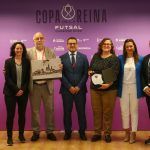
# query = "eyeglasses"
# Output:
<box><xmin>103</xmin><ymin>43</ymin><xmax>112</xmax><ymax>46</ymax></box>
<box><xmin>34</xmin><ymin>37</ymin><xmax>44</xmax><ymax>41</ymax></box>
<box><xmin>67</xmin><ymin>43</ymin><xmax>77</xmax><ymax>45</ymax></box>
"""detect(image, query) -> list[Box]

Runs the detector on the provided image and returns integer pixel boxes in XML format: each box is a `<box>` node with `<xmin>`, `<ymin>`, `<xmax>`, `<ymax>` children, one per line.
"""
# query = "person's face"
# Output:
<box><xmin>67</xmin><ymin>39</ymin><xmax>78</xmax><ymax>53</ymax></box>
<box><xmin>33</xmin><ymin>33</ymin><xmax>45</xmax><ymax>50</ymax></box>
<box><xmin>125</xmin><ymin>42</ymin><xmax>135</xmax><ymax>56</ymax></box>
<box><xmin>14</xmin><ymin>44</ymin><xmax>23</xmax><ymax>57</ymax></box>
<box><xmin>102</xmin><ymin>40</ymin><xmax>112</xmax><ymax>52</ymax></box>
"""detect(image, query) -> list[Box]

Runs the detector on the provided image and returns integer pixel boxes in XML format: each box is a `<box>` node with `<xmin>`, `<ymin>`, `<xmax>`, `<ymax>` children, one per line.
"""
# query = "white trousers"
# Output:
<box><xmin>120</xmin><ymin>83</ymin><xmax>138</xmax><ymax>132</ymax></box>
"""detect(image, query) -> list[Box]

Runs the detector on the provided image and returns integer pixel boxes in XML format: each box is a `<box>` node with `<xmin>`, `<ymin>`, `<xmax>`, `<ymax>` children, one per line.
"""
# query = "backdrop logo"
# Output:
<box><xmin>35</xmin><ymin>3</ymin><xmax>107</xmax><ymax>32</ymax></box>
<box><xmin>35</xmin><ymin>4</ymin><xmax>107</xmax><ymax>24</ymax></box>
<box><xmin>61</xmin><ymin>4</ymin><xmax>75</xmax><ymax>20</ymax></box>
<box><xmin>10</xmin><ymin>39</ymin><xmax>27</xmax><ymax>43</ymax></box>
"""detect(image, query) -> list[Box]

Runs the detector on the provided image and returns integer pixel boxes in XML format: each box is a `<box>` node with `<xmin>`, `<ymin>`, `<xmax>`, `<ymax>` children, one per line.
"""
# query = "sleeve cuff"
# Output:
<box><xmin>143</xmin><ymin>86</ymin><xmax>149</xmax><ymax>92</ymax></box>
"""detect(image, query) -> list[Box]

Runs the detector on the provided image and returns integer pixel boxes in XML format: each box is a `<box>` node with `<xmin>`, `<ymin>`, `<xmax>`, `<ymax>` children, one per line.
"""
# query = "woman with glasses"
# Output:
<box><xmin>89</xmin><ymin>38</ymin><xmax>119</xmax><ymax>143</ymax></box>
<box><xmin>118</xmin><ymin>39</ymin><xmax>143</xmax><ymax>144</ymax></box>
<box><xmin>3</xmin><ymin>42</ymin><xmax>30</xmax><ymax>146</ymax></box>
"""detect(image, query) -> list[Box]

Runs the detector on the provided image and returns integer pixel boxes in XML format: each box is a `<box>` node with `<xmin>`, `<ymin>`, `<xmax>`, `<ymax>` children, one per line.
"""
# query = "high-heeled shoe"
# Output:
<box><xmin>129</xmin><ymin>132</ymin><xmax>136</xmax><ymax>144</ymax></box>
<box><xmin>124</xmin><ymin>129</ymin><xmax>130</xmax><ymax>142</ymax></box>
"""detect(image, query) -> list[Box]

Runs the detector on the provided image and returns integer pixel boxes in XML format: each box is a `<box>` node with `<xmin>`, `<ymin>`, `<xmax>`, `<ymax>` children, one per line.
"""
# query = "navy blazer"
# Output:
<box><xmin>60</xmin><ymin>51</ymin><xmax>89</xmax><ymax>93</ymax></box>
<box><xmin>3</xmin><ymin>57</ymin><xmax>30</xmax><ymax>96</ymax></box>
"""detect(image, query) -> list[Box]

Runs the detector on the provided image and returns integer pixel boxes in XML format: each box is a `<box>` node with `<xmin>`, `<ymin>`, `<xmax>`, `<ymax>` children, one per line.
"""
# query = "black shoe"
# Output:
<box><xmin>145</xmin><ymin>138</ymin><xmax>150</xmax><ymax>144</ymax></box>
<box><xmin>19</xmin><ymin>134</ymin><xmax>26</xmax><ymax>143</ymax></box>
<box><xmin>31</xmin><ymin>133</ymin><xmax>39</xmax><ymax>141</ymax></box>
<box><xmin>105</xmin><ymin>134</ymin><xmax>111</xmax><ymax>143</ymax></box>
<box><xmin>7</xmin><ymin>138</ymin><xmax>13</xmax><ymax>146</ymax></box>
<box><xmin>64</xmin><ymin>133</ymin><xmax>71</xmax><ymax>140</ymax></box>
<box><xmin>91</xmin><ymin>134</ymin><xmax>101</xmax><ymax>142</ymax></box>
<box><xmin>47</xmin><ymin>133</ymin><xmax>57</xmax><ymax>141</ymax></box>
<box><xmin>80</xmin><ymin>133</ymin><xmax>87</xmax><ymax>141</ymax></box>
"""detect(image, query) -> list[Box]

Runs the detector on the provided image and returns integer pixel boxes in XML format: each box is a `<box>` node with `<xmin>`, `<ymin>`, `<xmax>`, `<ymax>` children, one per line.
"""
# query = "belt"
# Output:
<box><xmin>33</xmin><ymin>82</ymin><xmax>47</xmax><ymax>86</ymax></box>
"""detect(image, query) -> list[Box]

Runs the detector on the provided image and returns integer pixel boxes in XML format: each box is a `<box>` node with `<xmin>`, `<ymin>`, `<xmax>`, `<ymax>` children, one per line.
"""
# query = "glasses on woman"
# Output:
<box><xmin>103</xmin><ymin>43</ymin><xmax>112</xmax><ymax>46</ymax></box>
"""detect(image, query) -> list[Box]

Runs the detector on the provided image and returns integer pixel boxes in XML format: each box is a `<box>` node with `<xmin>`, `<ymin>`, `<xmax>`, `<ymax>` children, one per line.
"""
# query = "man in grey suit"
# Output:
<box><xmin>27</xmin><ymin>32</ymin><xmax>57</xmax><ymax>141</ymax></box>
<box><xmin>60</xmin><ymin>37</ymin><xmax>89</xmax><ymax>140</ymax></box>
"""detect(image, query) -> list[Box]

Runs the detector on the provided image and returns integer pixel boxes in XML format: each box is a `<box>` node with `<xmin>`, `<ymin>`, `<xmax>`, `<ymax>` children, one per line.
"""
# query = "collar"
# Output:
<box><xmin>35</xmin><ymin>47</ymin><xmax>45</xmax><ymax>52</ymax></box>
<box><xmin>68</xmin><ymin>51</ymin><xmax>77</xmax><ymax>55</ymax></box>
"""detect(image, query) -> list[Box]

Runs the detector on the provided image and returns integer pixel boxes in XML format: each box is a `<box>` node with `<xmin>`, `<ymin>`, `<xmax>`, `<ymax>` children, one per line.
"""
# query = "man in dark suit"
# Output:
<box><xmin>141</xmin><ymin>54</ymin><xmax>150</xmax><ymax>145</ymax></box>
<box><xmin>60</xmin><ymin>37</ymin><xmax>89</xmax><ymax>140</ymax></box>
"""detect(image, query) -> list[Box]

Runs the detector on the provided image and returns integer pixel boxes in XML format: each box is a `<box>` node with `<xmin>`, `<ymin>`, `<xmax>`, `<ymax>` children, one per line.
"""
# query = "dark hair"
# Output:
<box><xmin>97</xmin><ymin>38</ymin><xmax>115</xmax><ymax>55</ymax></box>
<box><xmin>123</xmin><ymin>39</ymin><xmax>139</xmax><ymax>64</ymax></box>
<box><xmin>10</xmin><ymin>42</ymin><xmax>27</xmax><ymax>58</ymax></box>
<box><xmin>67</xmin><ymin>37</ymin><xmax>77</xmax><ymax>43</ymax></box>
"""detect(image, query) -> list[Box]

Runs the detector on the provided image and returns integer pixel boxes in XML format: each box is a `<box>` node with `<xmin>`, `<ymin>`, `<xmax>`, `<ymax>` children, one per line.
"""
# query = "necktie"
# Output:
<box><xmin>71</xmin><ymin>53</ymin><xmax>75</xmax><ymax>68</ymax></box>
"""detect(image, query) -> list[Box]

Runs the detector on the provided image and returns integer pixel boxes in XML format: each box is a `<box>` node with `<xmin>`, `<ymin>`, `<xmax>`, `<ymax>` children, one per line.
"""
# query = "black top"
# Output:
<box><xmin>3</xmin><ymin>57</ymin><xmax>30</xmax><ymax>96</ymax></box>
<box><xmin>90</xmin><ymin>53</ymin><xmax>120</xmax><ymax>91</ymax></box>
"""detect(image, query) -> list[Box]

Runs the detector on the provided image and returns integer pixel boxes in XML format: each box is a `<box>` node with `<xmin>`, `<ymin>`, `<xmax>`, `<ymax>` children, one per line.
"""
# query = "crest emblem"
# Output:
<box><xmin>61</xmin><ymin>4</ymin><xmax>75</xmax><ymax>20</ymax></box>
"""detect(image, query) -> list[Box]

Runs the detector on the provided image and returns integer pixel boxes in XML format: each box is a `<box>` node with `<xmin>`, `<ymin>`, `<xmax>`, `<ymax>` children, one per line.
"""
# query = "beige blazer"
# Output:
<box><xmin>27</xmin><ymin>47</ymin><xmax>56</xmax><ymax>94</ymax></box>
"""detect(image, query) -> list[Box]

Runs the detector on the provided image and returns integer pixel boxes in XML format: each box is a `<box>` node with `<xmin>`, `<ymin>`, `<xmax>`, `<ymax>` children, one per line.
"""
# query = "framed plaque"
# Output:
<box><xmin>31</xmin><ymin>58</ymin><xmax>62</xmax><ymax>80</ymax></box>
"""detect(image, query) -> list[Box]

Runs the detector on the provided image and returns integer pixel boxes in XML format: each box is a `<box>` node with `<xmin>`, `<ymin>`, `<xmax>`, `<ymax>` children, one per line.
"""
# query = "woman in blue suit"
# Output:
<box><xmin>118</xmin><ymin>39</ymin><xmax>143</xmax><ymax>144</ymax></box>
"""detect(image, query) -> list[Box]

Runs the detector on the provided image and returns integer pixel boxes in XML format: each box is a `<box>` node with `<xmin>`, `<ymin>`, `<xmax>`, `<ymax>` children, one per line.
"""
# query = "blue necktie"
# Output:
<box><xmin>71</xmin><ymin>53</ymin><xmax>75</xmax><ymax>68</ymax></box>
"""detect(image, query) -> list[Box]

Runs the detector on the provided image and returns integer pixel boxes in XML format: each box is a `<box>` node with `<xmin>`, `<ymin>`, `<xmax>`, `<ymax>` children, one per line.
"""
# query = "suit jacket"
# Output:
<box><xmin>27</xmin><ymin>47</ymin><xmax>56</xmax><ymax>93</ymax></box>
<box><xmin>141</xmin><ymin>54</ymin><xmax>150</xmax><ymax>91</ymax></box>
<box><xmin>118</xmin><ymin>55</ymin><xmax>143</xmax><ymax>98</ymax></box>
<box><xmin>60</xmin><ymin>51</ymin><xmax>89</xmax><ymax>94</ymax></box>
<box><xmin>3</xmin><ymin>57</ymin><xmax>30</xmax><ymax>96</ymax></box>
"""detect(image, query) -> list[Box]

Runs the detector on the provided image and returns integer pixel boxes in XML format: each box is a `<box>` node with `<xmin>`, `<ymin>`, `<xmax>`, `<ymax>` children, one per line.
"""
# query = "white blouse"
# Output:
<box><xmin>123</xmin><ymin>57</ymin><xmax>136</xmax><ymax>84</ymax></box>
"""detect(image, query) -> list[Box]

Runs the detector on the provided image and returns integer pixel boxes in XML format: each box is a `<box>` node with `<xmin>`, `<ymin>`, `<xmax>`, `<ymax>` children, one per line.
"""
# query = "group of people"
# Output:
<box><xmin>3</xmin><ymin>32</ymin><xmax>150</xmax><ymax>146</ymax></box>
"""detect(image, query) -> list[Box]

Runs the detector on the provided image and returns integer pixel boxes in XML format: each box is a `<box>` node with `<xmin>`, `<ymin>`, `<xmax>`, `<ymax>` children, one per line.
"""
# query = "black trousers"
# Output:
<box><xmin>4</xmin><ymin>94</ymin><xmax>28</xmax><ymax>137</ymax></box>
<box><xmin>146</xmin><ymin>95</ymin><xmax>150</xmax><ymax>118</ymax></box>
<box><xmin>61</xmin><ymin>91</ymin><xmax>87</xmax><ymax>135</ymax></box>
